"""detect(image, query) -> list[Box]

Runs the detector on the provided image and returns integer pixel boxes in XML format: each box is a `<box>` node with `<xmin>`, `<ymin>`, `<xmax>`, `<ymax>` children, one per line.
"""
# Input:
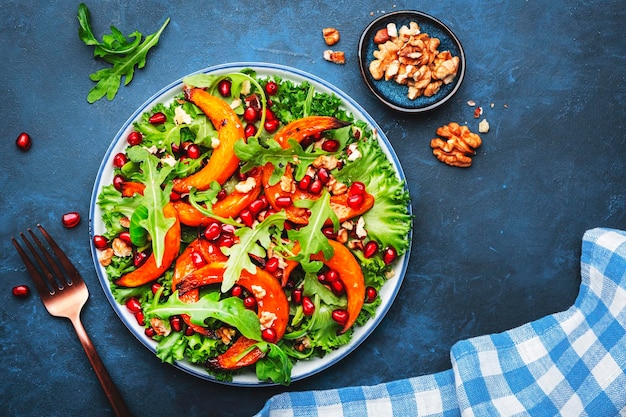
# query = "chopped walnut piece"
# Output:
<box><xmin>478</xmin><ymin>119</ymin><xmax>490</xmax><ymax>133</ymax></box>
<box><xmin>323</xmin><ymin>50</ymin><xmax>345</xmax><ymax>64</ymax></box>
<box><xmin>322</xmin><ymin>27</ymin><xmax>340</xmax><ymax>46</ymax></box>
<box><xmin>112</xmin><ymin>237</ymin><xmax>132</xmax><ymax>257</ymax></box>
<box><xmin>373</xmin><ymin>28</ymin><xmax>390</xmax><ymax>44</ymax></box>
<box><xmin>431</xmin><ymin>122</ymin><xmax>482</xmax><ymax>168</ymax></box>
<box><xmin>98</xmin><ymin>248</ymin><xmax>114</xmax><ymax>267</ymax></box>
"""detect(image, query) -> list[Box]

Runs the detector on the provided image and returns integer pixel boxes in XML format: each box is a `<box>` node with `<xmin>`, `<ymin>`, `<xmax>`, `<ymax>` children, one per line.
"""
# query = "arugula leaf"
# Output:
<box><xmin>77</xmin><ymin>3</ymin><xmax>170</xmax><ymax>103</ymax></box>
<box><xmin>255</xmin><ymin>342</ymin><xmax>293</xmax><ymax>385</ymax></box>
<box><xmin>220</xmin><ymin>212</ymin><xmax>287</xmax><ymax>292</ymax></box>
<box><xmin>126</xmin><ymin>147</ymin><xmax>175</xmax><ymax>268</ymax></box>
<box><xmin>287</xmin><ymin>191</ymin><xmax>339</xmax><ymax>273</ymax></box>
<box><xmin>146</xmin><ymin>291</ymin><xmax>263</xmax><ymax>341</ymax></box>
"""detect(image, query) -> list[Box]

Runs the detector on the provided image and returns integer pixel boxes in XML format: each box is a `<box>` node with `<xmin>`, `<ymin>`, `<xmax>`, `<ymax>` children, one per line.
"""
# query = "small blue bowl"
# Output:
<box><xmin>358</xmin><ymin>10</ymin><xmax>465</xmax><ymax>113</ymax></box>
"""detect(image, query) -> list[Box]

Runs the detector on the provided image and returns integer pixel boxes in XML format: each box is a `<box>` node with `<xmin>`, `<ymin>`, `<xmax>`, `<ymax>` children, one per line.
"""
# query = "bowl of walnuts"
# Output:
<box><xmin>358</xmin><ymin>10</ymin><xmax>465</xmax><ymax>113</ymax></box>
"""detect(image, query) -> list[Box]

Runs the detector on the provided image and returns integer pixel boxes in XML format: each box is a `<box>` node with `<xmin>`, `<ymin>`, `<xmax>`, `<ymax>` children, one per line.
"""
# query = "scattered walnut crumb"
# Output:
<box><xmin>467</xmin><ymin>100</ymin><xmax>476</xmax><ymax>106</ymax></box>
<box><xmin>323</xmin><ymin>50</ymin><xmax>345</xmax><ymax>64</ymax></box>
<box><xmin>478</xmin><ymin>119</ymin><xmax>490</xmax><ymax>133</ymax></box>
<box><xmin>473</xmin><ymin>106</ymin><xmax>483</xmax><ymax>118</ymax></box>
<box><xmin>322</xmin><ymin>27</ymin><xmax>340</xmax><ymax>46</ymax></box>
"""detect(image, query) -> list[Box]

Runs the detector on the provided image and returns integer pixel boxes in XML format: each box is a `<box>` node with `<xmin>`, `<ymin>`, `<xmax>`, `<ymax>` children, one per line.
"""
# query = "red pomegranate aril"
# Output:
<box><xmin>331</xmin><ymin>309</ymin><xmax>348</xmax><ymax>326</ymax></box>
<box><xmin>119</xmin><ymin>231</ymin><xmax>132</xmax><ymax>245</ymax></box>
<box><xmin>186</xmin><ymin>144</ymin><xmax>201</xmax><ymax>159</ymax></box>
<box><xmin>265</xmin><ymin>257</ymin><xmax>279</xmax><ymax>273</ymax></box>
<box><xmin>185</xmin><ymin>326</ymin><xmax>195</xmax><ymax>336</ymax></box>
<box><xmin>151</xmin><ymin>283</ymin><xmax>162</xmax><ymax>295</ymax></box>
<box><xmin>298</xmin><ymin>175</ymin><xmax>312</xmax><ymax>191</ymax></box>
<box><xmin>365</xmin><ymin>286</ymin><xmax>378</xmax><ymax>303</ymax></box>
<box><xmin>219</xmin><ymin>235</ymin><xmax>235</xmax><ymax>248</ymax></box>
<box><xmin>349</xmin><ymin>181</ymin><xmax>366</xmax><ymax>196</ymax></box>
<box><xmin>170</xmin><ymin>316</ymin><xmax>183</xmax><ymax>332</ymax></box>
<box><xmin>149</xmin><ymin>112</ymin><xmax>166</xmax><ymax>125</ymax></box>
<box><xmin>262</xmin><ymin>328</ymin><xmax>277</xmax><ymax>343</ymax></box>
<box><xmin>127</xmin><ymin>131</ymin><xmax>143</xmax><ymax>146</ymax></box>
<box><xmin>243</xmin><ymin>107</ymin><xmax>259</xmax><ymax>123</ymax></box>
<box><xmin>145</xmin><ymin>327</ymin><xmax>156</xmax><ymax>338</ymax></box>
<box><xmin>330</xmin><ymin>280</ymin><xmax>345</xmax><ymax>296</ymax></box>
<box><xmin>249</xmin><ymin>198</ymin><xmax>266</xmax><ymax>215</ymax></box>
<box><xmin>292</xmin><ymin>288</ymin><xmax>303</xmax><ymax>304</ymax></box>
<box><xmin>134</xmin><ymin>251</ymin><xmax>148</xmax><ymax>267</ymax></box>
<box><xmin>363</xmin><ymin>241</ymin><xmax>379</xmax><ymax>259</ymax></box>
<box><xmin>62</xmin><ymin>211</ymin><xmax>81</xmax><ymax>228</ymax></box>
<box><xmin>125</xmin><ymin>297</ymin><xmax>142</xmax><ymax>314</ymax></box>
<box><xmin>308</xmin><ymin>179</ymin><xmax>323</xmax><ymax>195</ymax></box>
<box><xmin>191</xmin><ymin>251</ymin><xmax>206</xmax><ymax>268</ymax></box>
<box><xmin>302</xmin><ymin>296</ymin><xmax>315</xmax><ymax>316</ymax></box>
<box><xmin>325</xmin><ymin>269</ymin><xmax>339</xmax><ymax>283</ymax></box>
<box><xmin>231</xmin><ymin>285</ymin><xmax>243</xmax><ymax>298</ymax></box>
<box><xmin>203</xmin><ymin>222</ymin><xmax>222</xmax><ymax>241</ymax></box>
<box><xmin>170</xmin><ymin>190</ymin><xmax>181</xmax><ymax>202</ymax></box>
<box><xmin>112</xmin><ymin>152</ymin><xmax>127</xmax><ymax>168</ymax></box>
<box><xmin>317</xmin><ymin>272</ymin><xmax>327</xmax><ymax>284</ymax></box>
<box><xmin>15</xmin><ymin>132</ymin><xmax>32</xmax><ymax>151</ymax></box>
<box><xmin>243</xmin><ymin>296</ymin><xmax>257</xmax><ymax>310</ymax></box>
<box><xmin>264</xmin><ymin>119</ymin><xmax>280</xmax><ymax>133</ymax></box>
<box><xmin>216</xmin><ymin>189</ymin><xmax>227</xmax><ymax>201</ymax></box>
<box><xmin>383</xmin><ymin>246</ymin><xmax>398</xmax><ymax>265</ymax></box>
<box><xmin>321</xmin><ymin>139</ymin><xmax>340</xmax><ymax>152</ymax></box>
<box><xmin>275</xmin><ymin>196</ymin><xmax>292</xmax><ymax>208</ymax></box>
<box><xmin>113</xmin><ymin>174</ymin><xmax>125</xmax><ymax>191</ymax></box>
<box><xmin>265</xmin><ymin>81</ymin><xmax>278</xmax><ymax>96</ymax></box>
<box><xmin>12</xmin><ymin>284</ymin><xmax>30</xmax><ymax>298</ymax></box>
<box><xmin>221</xmin><ymin>224</ymin><xmax>237</xmax><ymax>234</ymax></box>
<box><xmin>217</xmin><ymin>79</ymin><xmax>232</xmax><ymax>97</ymax></box>
<box><xmin>239</xmin><ymin>209</ymin><xmax>255</xmax><ymax>227</ymax></box>
<box><xmin>321</xmin><ymin>226</ymin><xmax>337</xmax><ymax>239</ymax></box>
<box><xmin>265</xmin><ymin>108</ymin><xmax>276</xmax><ymax>121</ymax></box>
<box><xmin>317</xmin><ymin>167</ymin><xmax>330</xmax><ymax>184</ymax></box>
<box><xmin>93</xmin><ymin>235</ymin><xmax>108</xmax><ymax>250</ymax></box>
<box><xmin>244</xmin><ymin>123</ymin><xmax>258</xmax><ymax>138</ymax></box>
<box><xmin>346</xmin><ymin>194</ymin><xmax>364</xmax><ymax>209</ymax></box>
<box><xmin>135</xmin><ymin>311</ymin><xmax>146</xmax><ymax>326</ymax></box>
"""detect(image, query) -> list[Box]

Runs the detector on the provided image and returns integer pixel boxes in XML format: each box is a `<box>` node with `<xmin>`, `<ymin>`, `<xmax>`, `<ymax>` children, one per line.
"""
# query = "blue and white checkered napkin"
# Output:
<box><xmin>255</xmin><ymin>228</ymin><xmax>626</xmax><ymax>417</ymax></box>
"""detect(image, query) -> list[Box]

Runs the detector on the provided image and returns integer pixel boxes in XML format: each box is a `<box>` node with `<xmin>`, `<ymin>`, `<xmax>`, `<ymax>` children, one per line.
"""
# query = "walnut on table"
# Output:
<box><xmin>431</xmin><ymin>122</ymin><xmax>482</xmax><ymax>168</ymax></box>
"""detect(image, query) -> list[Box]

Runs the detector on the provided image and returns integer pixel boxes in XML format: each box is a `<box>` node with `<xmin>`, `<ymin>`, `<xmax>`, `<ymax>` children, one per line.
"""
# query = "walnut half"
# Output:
<box><xmin>431</xmin><ymin>122</ymin><xmax>482</xmax><ymax>168</ymax></box>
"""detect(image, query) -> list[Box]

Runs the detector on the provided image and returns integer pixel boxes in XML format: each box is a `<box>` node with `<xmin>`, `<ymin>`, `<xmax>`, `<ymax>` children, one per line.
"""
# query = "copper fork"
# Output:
<box><xmin>12</xmin><ymin>225</ymin><xmax>132</xmax><ymax>417</ymax></box>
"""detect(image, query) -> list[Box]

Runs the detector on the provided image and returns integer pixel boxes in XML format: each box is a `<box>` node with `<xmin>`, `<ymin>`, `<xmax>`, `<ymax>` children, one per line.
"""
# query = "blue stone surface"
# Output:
<box><xmin>1</xmin><ymin>1</ymin><xmax>624</xmax><ymax>416</ymax></box>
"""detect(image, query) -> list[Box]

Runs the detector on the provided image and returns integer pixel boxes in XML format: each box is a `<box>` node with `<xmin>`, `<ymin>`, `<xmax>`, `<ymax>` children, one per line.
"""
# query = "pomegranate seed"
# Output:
<box><xmin>186</xmin><ymin>144</ymin><xmax>201</xmax><ymax>159</ymax></box>
<box><xmin>151</xmin><ymin>283</ymin><xmax>162</xmax><ymax>295</ymax></box>
<box><xmin>125</xmin><ymin>297</ymin><xmax>142</xmax><ymax>313</ymax></box>
<box><xmin>298</xmin><ymin>175</ymin><xmax>312</xmax><ymax>191</ymax></box>
<box><xmin>134</xmin><ymin>251</ymin><xmax>148</xmax><ymax>267</ymax></box>
<box><xmin>149</xmin><ymin>112</ymin><xmax>166</xmax><ymax>125</ymax></box>
<box><xmin>171</xmin><ymin>316</ymin><xmax>183</xmax><ymax>332</ymax></box>
<box><xmin>239</xmin><ymin>209</ymin><xmax>255</xmax><ymax>227</ymax></box>
<box><xmin>317</xmin><ymin>167</ymin><xmax>330</xmax><ymax>184</ymax></box>
<box><xmin>321</xmin><ymin>139</ymin><xmax>340</xmax><ymax>152</ymax></box>
<box><xmin>191</xmin><ymin>251</ymin><xmax>206</xmax><ymax>268</ymax></box>
<box><xmin>302</xmin><ymin>296</ymin><xmax>315</xmax><ymax>316</ymax></box>
<box><xmin>231</xmin><ymin>285</ymin><xmax>243</xmax><ymax>298</ymax></box>
<box><xmin>112</xmin><ymin>152</ymin><xmax>127</xmax><ymax>168</ymax></box>
<box><xmin>262</xmin><ymin>328</ymin><xmax>278</xmax><ymax>343</ymax></box>
<box><xmin>383</xmin><ymin>246</ymin><xmax>398</xmax><ymax>265</ymax></box>
<box><xmin>243</xmin><ymin>296</ymin><xmax>257</xmax><ymax>310</ymax></box>
<box><xmin>321</xmin><ymin>226</ymin><xmax>337</xmax><ymax>239</ymax></box>
<box><xmin>127</xmin><ymin>131</ymin><xmax>143</xmax><ymax>146</ymax></box>
<box><xmin>221</xmin><ymin>224</ymin><xmax>237</xmax><ymax>234</ymax></box>
<box><xmin>15</xmin><ymin>132</ymin><xmax>32</xmax><ymax>151</ymax></box>
<box><xmin>265</xmin><ymin>81</ymin><xmax>278</xmax><ymax>96</ymax></box>
<box><xmin>275</xmin><ymin>196</ymin><xmax>292</xmax><ymax>208</ymax></box>
<box><xmin>170</xmin><ymin>190</ymin><xmax>181</xmax><ymax>202</ymax></box>
<box><xmin>332</xmin><ymin>309</ymin><xmax>348</xmax><ymax>326</ymax></box>
<box><xmin>265</xmin><ymin>257</ymin><xmax>279</xmax><ymax>273</ymax></box>
<box><xmin>135</xmin><ymin>311</ymin><xmax>146</xmax><ymax>326</ymax></box>
<box><xmin>264</xmin><ymin>119</ymin><xmax>280</xmax><ymax>133</ymax></box>
<box><xmin>365</xmin><ymin>286</ymin><xmax>378</xmax><ymax>303</ymax></box>
<box><xmin>113</xmin><ymin>174</ymin><xmax>125</xmax><ymax>191</ymax></box>
<box><xmin>244</xmin><ymin>123</ymin><xmax>257</xmax><ymax>138</ymax></box>
<box><xmin>308</xmin><ymin>179</ymin><xmax>323</xmax><ymax>195</ymax></box>
<box><xmin>216</xmin><ymin>189</ymin><xmax>227</xmax><ymax>201</ymax></box>
<box><xmin>363</xmin><ymin>241</ymin><xmax>379</xmax><ymax>259</ymax></box>
<box><xmin>330</xmin><ymin>280</ymin><xmax>345</xmax><ymax>296</ymax></box>
<box><xmin>62</xmin><ymin>211</ymin><xmax>81</xmax><ymax>228</ymax></box>
<box><xmin>145</xmin><ymin>327</ymin><xmax>156</xmax><ymax>338</ymax></box>
<box><xmin>203</xmin><ymin>222</ymin><xmax>222</xmax><ymax>241</ymax></box>
<box><xmin>243</xmin><ymin>107</ymin><xmax>258</xmax><ymax>123</ymax></box>
<box><xmin>93</xmin><ymin>235</ymin><xmax>108</xmax><ymax>250</ymax></box>
<box><xmin>317</xmin><ymin>273</ymin><xmax>327</xmax><ymax>284</ymax></box>
<box><xmin>249</xmin><ymin>198</ymin><xmax>267</xmax><ymax>215</ymax></box>
<box><xmin>292</xmin><ymin>288</ymin><xmax>303</xmax><ymax>304</ymax></box>
<box><xmin>217</xmin><ymin>79</ymin><xmax>232</xmax><ymax>97</ymax></box>
<box><xmin>219</xmin><ymin>235</ymin><xmax>235</xmax><ymax>248</ymax></box>
<box><xmin>12</xmin><ymin>284</ymin><xmax>30</xmax><ymax>298</ymax></box>
<box><xmin>326</xmin><ymin>269</ymin><xmax>339</xmax><ymax>282</ymax></box>
<box><xmin>349</xmin><ymin>181</ymin><xmax>366</xmax><ymax>196</ymax></box>
<box><xmin>185</xmin><ymin>326</ymin><xmax>195</xmax><ymax>336</ymax></box>
<box><xmin>265</xmin><ymin>108</ymin><xmax>276</xmax><ymax>121</ymax></box>
<box><xmin>346</xmin><ymin>194</ymin><xmax>364</xmax><ymax>209</ymax></box>
<box><xmin>119</xmin><ymin>231</ymin><xmax>132</xmax><ymax>245</ymax></box>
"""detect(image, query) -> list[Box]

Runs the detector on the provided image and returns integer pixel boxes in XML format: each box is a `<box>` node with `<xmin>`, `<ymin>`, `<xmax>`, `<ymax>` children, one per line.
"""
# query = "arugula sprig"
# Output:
<box><xmin>77</xmin><ymin>3</ymin><xmax>170</xmax><ymax>103</ymax></box>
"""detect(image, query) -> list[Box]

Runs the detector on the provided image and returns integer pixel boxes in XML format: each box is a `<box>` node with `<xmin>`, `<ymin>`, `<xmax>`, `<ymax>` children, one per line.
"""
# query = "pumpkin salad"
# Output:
<box><xmin>95</xmin><ymin>69</ymin><xmax>412</xmax><ymax>385</ymax></box>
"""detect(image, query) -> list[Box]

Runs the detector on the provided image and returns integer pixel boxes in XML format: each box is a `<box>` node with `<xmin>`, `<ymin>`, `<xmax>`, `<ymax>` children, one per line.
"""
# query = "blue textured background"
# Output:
<box><xmin>1</xmin><ymin>1</ymin><xmax>624</xmax><ymax>416</ymax></box>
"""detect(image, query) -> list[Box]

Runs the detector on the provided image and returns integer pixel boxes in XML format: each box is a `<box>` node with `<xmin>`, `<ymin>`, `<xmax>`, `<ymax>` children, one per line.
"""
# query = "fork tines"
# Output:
<box><xmin>12</xmin><ymin>225</ymin><xmax>81</xmax><ymax>296</ymax></box>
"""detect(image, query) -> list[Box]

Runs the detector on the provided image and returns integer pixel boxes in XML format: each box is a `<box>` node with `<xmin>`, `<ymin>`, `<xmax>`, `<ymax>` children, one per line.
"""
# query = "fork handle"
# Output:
<box><xmin>70</xmin><ymin>316</ymin><xmax>132</xmax><ymax>417</ymax></box>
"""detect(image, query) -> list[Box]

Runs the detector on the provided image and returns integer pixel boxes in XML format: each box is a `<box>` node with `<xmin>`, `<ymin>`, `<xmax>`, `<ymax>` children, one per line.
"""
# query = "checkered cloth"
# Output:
<box><xmin>255</xmin><ymin>228</ymin><xmax>626</xmax><ymax>417</ymax></box>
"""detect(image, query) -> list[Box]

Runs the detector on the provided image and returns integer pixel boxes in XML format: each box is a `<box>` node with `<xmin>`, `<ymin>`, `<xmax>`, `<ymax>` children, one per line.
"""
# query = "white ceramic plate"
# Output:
<box><xmin>89</xmin><ymin>62</ymin><xmax>412</xmax><ymax>386</ymax></box>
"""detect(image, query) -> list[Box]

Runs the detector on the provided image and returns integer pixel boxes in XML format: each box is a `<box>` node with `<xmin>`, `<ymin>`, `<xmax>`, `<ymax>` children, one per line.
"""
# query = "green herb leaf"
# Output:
<box><xmin>255</xmin><ymin>342</ymin><xmax>293</xmax><ymax>385</ymax></box>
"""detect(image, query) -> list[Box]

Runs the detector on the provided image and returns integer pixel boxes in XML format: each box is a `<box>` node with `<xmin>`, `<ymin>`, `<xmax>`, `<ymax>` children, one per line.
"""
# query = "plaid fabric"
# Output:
<box><xmin>255</xmin><ymin>228</ymin><xmax>626</xmax><ymax>417</ymax></box>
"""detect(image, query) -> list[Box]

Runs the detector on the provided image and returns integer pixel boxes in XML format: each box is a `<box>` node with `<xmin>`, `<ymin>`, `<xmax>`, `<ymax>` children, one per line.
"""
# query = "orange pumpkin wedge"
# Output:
<box><xmin>115</xmin><ymin>202</ymin><xmax>181</xmax><ymax>287</ymax></box>
<box><xmin>172</xmin><ymin>88</ymin><xmax>245</xmax><ymax>193</ymax></box>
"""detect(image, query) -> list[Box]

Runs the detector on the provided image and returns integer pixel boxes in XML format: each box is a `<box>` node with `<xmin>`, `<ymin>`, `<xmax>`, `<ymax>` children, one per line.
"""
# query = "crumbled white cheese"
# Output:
<box><xmin>230</xmin><ymin>98</ymin><xmax>242</xmax><ymax>110</ymax></box>
<box><xmin>241</xmin><ymin>80</ymin><xmax>251</xmax><ymax>95</ymax></box>
<box><xmin>211</xmin><ymin>137</ymin><xmax>221</xmax><ymax>149</ymax></box>
<box><xmin>174</xmin><ymin>106</ymin><xmax>192</xmax><ymax>125</ymax></box>
<box><xmin>143</xmin><ymin>145</ymin><xmax>158</xmax><ymax>154</ymax></box>
<box><xmin>235</xmin><ymin>176</ymin><xmax>257</xmax><ymax>193</ymax></box>
<box><xmin>347</xmin><ymin>143</ymin><xmax>362</xmax><ymax>161</ymax></box>
<box><xmin>160</xmin><ymin>154</ymin><xmax>176</xmax><ymax>167</ymax></box>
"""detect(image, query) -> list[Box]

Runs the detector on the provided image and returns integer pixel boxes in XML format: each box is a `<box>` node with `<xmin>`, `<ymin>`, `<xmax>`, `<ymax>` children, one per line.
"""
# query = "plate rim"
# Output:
<box><xmin>89</xmin><ymin>62</ymin><xmax>413</xmax><ymax>386</ymax></box>
<box><xmin>357</xmin><ymin>10</ymin><xmax>466</xmax><ymax>113</ymax></box>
